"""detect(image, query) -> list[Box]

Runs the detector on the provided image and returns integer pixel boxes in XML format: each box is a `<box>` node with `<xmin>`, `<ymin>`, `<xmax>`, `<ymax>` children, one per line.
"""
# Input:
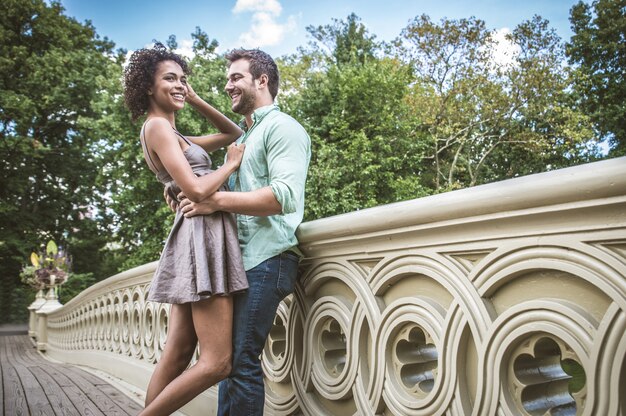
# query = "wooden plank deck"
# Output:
<box><xmin>0</xmin><ymin>334</ymin><xmax>143</xmax><ymax>416</ymax></box>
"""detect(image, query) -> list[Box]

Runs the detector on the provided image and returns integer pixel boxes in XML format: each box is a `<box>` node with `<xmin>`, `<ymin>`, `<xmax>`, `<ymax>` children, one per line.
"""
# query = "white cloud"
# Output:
<box><xmin>232</xmin><ymin>0</ymin><xmax>297</xmax><ymax>48</ymax></box>
<box><xmin>233</xmin><ymin>0</ymin><xmax>282</xmax><ymax>16</ymax></box>
<box><xmin>238</xmin><ymin>13</ymin><xmax>297</xmax><ymax>48</ymax></box>
<box><xmin>489</xmin><ymin>28</ymin><xmax>520</xmax><ymax>69</ymax></box>
<box><xmin>174</xmin><ymin>39</ymin><xmax>195</xmax><ymax>60</ymax></box>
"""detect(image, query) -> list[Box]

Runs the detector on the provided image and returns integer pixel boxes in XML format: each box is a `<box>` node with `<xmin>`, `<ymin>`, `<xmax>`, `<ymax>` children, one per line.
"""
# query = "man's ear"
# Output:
<box><xmin>147</xmin><ymin>88</ymin><xmax>153</xmax><ymax>96</ymax></box>
<box><xmin>256</xmin><ymin>74</ymin><xmax>269</xmax><ymax>90</ymax></box>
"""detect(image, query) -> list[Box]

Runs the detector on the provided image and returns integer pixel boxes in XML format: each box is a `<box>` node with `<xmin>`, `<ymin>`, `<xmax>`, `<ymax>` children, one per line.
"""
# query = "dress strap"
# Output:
<box><xmin>140</xmin><ymin>124</ymin><xmax>160</xmax><ymax>173</ymax></box>
<box><xmin>172</xmin><ymin>128</ymin><xmax>193</xmax><ymax>146</ymax></box>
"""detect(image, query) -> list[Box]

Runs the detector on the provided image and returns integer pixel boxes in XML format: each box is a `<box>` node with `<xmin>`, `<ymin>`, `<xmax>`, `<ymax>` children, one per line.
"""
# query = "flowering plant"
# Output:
<box><xmin>20</xmin><ymin>240</ymin><xmax>72</xmax><ymax>289</ymax></box>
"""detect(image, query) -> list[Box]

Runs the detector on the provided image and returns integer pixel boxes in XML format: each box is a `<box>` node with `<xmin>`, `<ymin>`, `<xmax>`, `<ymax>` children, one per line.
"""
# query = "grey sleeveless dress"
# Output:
<box><xmin>141</xmin><ymin>126</ymin><xmax>248</xmax><ymax>304</ymax></box>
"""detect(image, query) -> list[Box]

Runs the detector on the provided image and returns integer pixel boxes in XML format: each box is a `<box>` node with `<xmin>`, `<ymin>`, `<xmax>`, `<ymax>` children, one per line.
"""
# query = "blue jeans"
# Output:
<box><xmin>217</xmin><ymin>251</ymin><xmax>300</xmax><ymax>416</ymax></box>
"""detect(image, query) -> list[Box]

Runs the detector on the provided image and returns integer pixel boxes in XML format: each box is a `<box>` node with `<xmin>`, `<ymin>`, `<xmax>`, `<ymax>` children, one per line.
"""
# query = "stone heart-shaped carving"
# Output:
<box><xmin>268</xmin><ymin>314</ymin><xmax>286</xmax><ymax>360</ymax></box>
<box><xmin>513</xmin><ymin>337</ymin><xmax>585</xmax><ymax>416</ymax></box>
<box><xmin>320</xmin><ymin>319</ymin><xmax>347</xmax><ymax>377</ymax></box>
<box><xmin>395</xmin><ymin>325</ymin><xmax>438</xmax><ymax>394</ymax></box>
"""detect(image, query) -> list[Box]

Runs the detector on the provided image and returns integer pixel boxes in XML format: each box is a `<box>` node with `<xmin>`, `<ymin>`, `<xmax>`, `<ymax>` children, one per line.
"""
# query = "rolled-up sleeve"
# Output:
<box><xmin>266</xmin><ymin>118</ymin><xmax>311</xmax><ymax>214</ymax></box>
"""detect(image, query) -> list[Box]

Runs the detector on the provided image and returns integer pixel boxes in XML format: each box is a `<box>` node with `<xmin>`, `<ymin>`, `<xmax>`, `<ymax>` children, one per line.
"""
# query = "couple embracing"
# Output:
<box><xmin>123</xmin><ymin>45</ymin><xmax>310</xmax><ymax>415</ymax></box>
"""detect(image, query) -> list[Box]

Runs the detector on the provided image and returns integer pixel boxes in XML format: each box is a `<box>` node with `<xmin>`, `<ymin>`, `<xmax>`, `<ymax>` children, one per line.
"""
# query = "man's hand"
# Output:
<box><xmin>179</xmin><ymin>193</ymin><xmax>221</xmax><ymax>217</ymax></box>
<box><xmin>164</xmin><ymin>187</ymin><xmax>178</xmax><ymax>212</ymax></box>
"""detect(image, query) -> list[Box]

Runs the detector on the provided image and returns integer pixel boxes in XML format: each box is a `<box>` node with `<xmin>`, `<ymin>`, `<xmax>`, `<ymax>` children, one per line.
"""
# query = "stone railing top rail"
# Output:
<box><xmin>49</xmin><ymin>261</ymin><xmax>158</xmax><ymax>316</ymax></box>
<box><xmin>48</xmin><ymin>157</ymin><xmax>625</xmax><ymax>317</ymax></box>
<box><xmin>297</xmin><ymin>157</ymin><xmax>626</xmax><ymax>243</ymax></box>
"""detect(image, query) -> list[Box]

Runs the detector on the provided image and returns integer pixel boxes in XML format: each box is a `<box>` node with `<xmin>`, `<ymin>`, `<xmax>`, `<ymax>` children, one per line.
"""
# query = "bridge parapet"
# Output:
<box><xmin>43</xmin><ymin>157</ymin><xmax>626</xmax><ymax>415</ymax></box>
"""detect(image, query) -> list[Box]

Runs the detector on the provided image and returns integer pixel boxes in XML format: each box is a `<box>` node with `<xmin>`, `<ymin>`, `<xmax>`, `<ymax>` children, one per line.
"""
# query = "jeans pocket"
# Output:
<box><xmin>276</xmin><ymin>252</ymin><xmax>299</xmax><ymax>298</ymax></box>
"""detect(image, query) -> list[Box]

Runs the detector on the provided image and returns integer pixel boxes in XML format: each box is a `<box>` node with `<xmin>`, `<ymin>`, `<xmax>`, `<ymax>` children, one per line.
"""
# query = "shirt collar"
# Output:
<box><xmin>241</xmin><ymin>103</ymin><xmax>279</xmax><ymax>130</ymax></box>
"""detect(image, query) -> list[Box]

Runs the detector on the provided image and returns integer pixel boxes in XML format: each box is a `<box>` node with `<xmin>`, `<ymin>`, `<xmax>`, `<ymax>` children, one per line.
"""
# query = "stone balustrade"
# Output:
<box><xmin>39</xmin><ymin>157</ymin><xmax>626</xmax><ymax>415</ymax></box>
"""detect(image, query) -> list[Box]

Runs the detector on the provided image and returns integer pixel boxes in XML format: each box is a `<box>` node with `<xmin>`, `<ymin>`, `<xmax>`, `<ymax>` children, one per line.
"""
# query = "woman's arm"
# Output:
<box><xmin>144</xmin><ymin>117</ymin><xmax>244</xmax><ymax>203</ymax></box>
<box><xmin>185</xmin><ymin>83</ymin><xmax>243</xmax><ymax>153</ymax></box>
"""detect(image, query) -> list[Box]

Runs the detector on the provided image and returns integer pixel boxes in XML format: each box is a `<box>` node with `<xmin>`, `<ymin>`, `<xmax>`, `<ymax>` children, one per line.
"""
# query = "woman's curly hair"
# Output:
<box><xmin>123</xmin><ymin>43</ymin><xmax>191</xmax><ymax>121</ymax></box>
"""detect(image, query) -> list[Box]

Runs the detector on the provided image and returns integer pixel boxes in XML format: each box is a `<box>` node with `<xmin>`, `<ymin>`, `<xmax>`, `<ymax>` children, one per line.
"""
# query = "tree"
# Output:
<box><xmin>394</xmin><ymin>15</ymin><xmax>495</xmax><ymax>189</ymax></box>
<box><xmin>0</xmin><ymin>0</ymin><xmax>115</xmax><ymax>323</ymax></box>
<box><xmin>282</xmin><ymin>15</ymin><xmax>429</xmax><ymax>220</ymax></box>
<box><xmin>394</xmin><ymin>15</ymin><xmax>597</xmax><ymax>191</ymax></box>
<box><xmin>567</xmin><ymin>0</ymin><xmax>626</xmax><ymax>155</ymax></box>
<box><xmin>305</xmin><ymin>13</ymin><xmax>378</xmax><ymax>66</ymax></box>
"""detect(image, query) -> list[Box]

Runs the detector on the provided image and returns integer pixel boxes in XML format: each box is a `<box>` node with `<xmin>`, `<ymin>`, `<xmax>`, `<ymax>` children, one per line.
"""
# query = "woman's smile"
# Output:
<box><xmin>150</xmin><ymin>60</ymin><xmax>188</xmax><ymax>112</ymax></box>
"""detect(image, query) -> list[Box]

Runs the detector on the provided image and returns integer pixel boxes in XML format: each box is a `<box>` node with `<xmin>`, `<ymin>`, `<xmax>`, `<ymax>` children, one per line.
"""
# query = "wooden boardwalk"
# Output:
<box><xmin>0</xmin><ymin>334</ymin><xmax>143</xmax><ymax>416</ymax></box>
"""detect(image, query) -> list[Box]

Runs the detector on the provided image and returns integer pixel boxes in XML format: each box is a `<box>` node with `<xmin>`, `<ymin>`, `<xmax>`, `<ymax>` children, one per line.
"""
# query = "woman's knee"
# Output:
<box><xmin>162</xmin><ymin>343</ymin><xmax>197</xmax><ymax>372</ymax></box>
<box><xmin>197</xmin><ymin>354</ymin><xmax>232</xmax><ymax>381</ymax></box>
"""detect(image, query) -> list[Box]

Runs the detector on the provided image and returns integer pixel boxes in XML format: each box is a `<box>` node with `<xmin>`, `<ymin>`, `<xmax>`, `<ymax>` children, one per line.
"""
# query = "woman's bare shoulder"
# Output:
<box><xmin>143</xmin><ymin>117</ymin><xmax>175</xmax><ymax>144</ymax></box>
<box><xmin>144</xmin><ymin>116</ymin><xmax>172</xmax><ymax>131</ymax></box>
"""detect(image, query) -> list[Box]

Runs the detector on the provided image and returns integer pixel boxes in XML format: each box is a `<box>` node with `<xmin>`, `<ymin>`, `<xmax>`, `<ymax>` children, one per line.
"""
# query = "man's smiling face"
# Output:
<box><xmin>225</xmin><ymin>59</ymin><xmax>258</xmax><ymax>116</ymax></box>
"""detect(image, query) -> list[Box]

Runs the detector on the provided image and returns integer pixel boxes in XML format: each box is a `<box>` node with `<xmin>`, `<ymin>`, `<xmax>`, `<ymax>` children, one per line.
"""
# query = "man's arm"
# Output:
<box><xmin>179</xmin><ymin>187</ymin><xmax>281</xmax><ymax>217</ymax></box>
<box><xmin>179</xmin><ymin>114</ymin><xmax>310</xmax><ymax>218</ymax></box>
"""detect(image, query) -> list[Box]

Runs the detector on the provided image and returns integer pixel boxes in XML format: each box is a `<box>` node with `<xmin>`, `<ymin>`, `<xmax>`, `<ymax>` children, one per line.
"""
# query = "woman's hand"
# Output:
<box><xmin>180</xmin><ymin>82</ymin><xmax>243</xmax><ymax>152</ymax></box>
<box><xmin>225</xmin><ymin>143</ymin><xmax>246</xmax><ymax>169</ymax></box>
<box><xmin>184</xmin><ymin>81</ymin><xmax>199</xmax><ymax>104</ymax></box>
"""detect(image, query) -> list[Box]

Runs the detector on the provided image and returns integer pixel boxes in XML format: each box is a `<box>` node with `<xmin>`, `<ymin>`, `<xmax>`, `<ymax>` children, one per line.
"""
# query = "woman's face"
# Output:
<box><xmin>148</xmin><ymin>60</ymin><xmax>187</xmax><ymax>113</ymax></box>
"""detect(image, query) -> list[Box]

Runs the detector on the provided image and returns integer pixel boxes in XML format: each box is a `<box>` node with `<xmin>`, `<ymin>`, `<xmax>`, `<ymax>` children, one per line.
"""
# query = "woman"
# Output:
<box><xmin>123</xmin><ymin>43</ymin><xmax>247</xmax><ymax>416</ymax></box>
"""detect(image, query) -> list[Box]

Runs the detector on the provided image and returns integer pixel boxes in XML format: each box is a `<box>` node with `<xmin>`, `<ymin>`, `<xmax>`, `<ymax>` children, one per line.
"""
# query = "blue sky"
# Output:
<box><xmin>57</xmin><ymin>0</ymin><xmax>581</xmax><ymax>57</ymax></box>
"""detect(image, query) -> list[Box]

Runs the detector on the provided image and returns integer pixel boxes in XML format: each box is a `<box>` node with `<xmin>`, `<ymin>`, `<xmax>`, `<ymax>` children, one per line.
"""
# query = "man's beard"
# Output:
<box><xmin>233</xmin><ymin>89</ymin><xmax>256</xmax><ymax>115</ymax></box>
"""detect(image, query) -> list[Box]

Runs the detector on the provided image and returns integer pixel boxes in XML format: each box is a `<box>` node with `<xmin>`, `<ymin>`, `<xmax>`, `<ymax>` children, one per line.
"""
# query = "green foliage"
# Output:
<box><xmin>0</xmin><ymin>6</ymin><xmax>612</xmax><ymax>321</ymax></box>
<box><xmin>279</xmin><ymin>12</ymin><xmax>600</xmax><ymax>217</ymax></box>
<box><xmin>58</xmin><ymin>272</ymin><xmax>96</xmax><ymax>304</ymax></box>
<box><xmin>305</xmin><ymin>13</ymin><xmax>379</xmax><ymax>66</ymax></box>
<box><xmin>0</xmin><ymin>0</ymin><xmax>116</xmax><ymax>323</ymax></box>
<box><xmin>567</xmin><ymin>0</ymin><xmax>626</xmax><ymax>155</ymax></box>
<box><xmin>288</xmin><ymin>18</ymin><xmax>430</xmax><ymax>219</ymax></box>
<box><xmin>562</xmin><ymin>358</ymin><xmax>587</xmax><ymax>394</ymax></box>
<box><xmin>191</xmin><ymin>26</ymin><xmax>219</xmax><ymax>56</ymax></box>
<box><xmin>19</xmin><ymin>266</ymin><xmax>40</xmax><ymax>290</ymax></box>
<box><xmin>6</xmin><ymin>285</ymin><xmax>33</xmax><ymax>324</ymax></box>
<box><xmin>393</xmin><ymin>14</ymin><xmax>597</xmax><ymax>190</ymax></box>
<box><xmin>67</xmin><ymin>215</ymin><xmax>123</xmax><ymax>279</ymax></box>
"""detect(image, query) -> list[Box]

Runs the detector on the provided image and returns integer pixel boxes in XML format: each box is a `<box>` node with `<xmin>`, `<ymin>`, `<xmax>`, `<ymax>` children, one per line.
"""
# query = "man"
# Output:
<box><xmin>179</xmin><ymin>49</ymin><xmax>311</xmax><ymax>415</ymax></box>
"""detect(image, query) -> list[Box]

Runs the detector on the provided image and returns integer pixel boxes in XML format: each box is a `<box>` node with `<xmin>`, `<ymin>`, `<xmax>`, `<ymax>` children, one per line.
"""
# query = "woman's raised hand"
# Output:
<box><xmin>225</xmin><ymin>143</ymin><xmax>246</xmax><ymax>169</ymax></box>
<box><xmin>184</xmin><ymin>81</ymin><xmax>198</xmax><ymax>104</ymax></box>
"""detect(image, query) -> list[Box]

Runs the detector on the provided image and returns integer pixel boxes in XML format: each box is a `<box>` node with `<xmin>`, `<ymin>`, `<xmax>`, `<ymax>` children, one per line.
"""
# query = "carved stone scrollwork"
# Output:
<box><xmin>142</xmin><ymin>296</ymin><xmax>156</xmax><ymax>364</ymax></box>
<box><xmin>263</xmin><ymin>295</ymin><xmax>302</xmax><ymax>415</ymax></box>
<box><xmin>40</xmin><ymin>158</ymin><xmax>626</xmax><ymax>416</ymax></box>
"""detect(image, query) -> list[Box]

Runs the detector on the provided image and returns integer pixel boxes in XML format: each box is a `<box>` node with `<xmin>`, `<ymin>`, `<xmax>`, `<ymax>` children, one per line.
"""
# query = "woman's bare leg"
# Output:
<box><xmin>140</xmin><ymin>296</ymin><xmax>233</xmax><ymax>416</ymax></box>
<box><xmin>145</xmin><ymin>304</ymin><xmax>198</xmax><ymax>406</ymax></box>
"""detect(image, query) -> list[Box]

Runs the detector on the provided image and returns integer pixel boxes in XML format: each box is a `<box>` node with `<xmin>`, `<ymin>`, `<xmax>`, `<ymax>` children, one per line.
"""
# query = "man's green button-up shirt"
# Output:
<box><xmin>228</xmin><ymin>104</ymin><xmax>311</xmax><ymax>271</ymax></box>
